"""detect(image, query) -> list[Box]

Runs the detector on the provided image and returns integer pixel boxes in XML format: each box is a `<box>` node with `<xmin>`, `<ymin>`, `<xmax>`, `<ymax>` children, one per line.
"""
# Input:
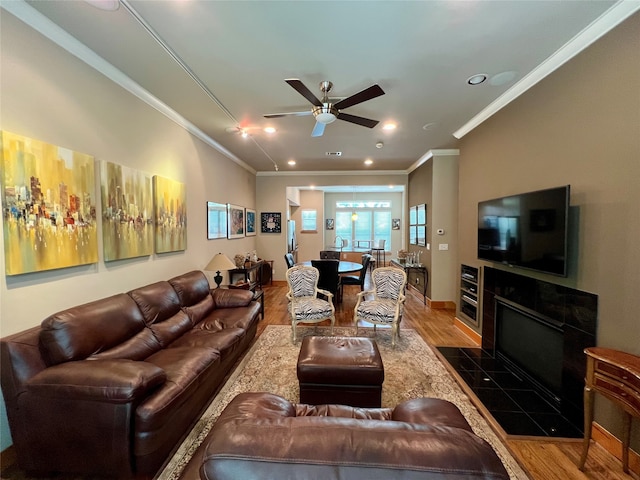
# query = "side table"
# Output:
<box><xmin>389</xmin><ymin>258</ymin><xmax>428</xmax><ymax>305</ymax></box>
<box><xmin>579</xmin><ymin>347</ymin><xmax>640</xmax><ymax>473</ymax></box>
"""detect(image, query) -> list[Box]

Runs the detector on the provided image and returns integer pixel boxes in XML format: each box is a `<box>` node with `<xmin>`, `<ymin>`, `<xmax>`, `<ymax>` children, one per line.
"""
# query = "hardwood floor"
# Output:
<box><xmin>261</xmin><ymin>277</ymin><xmax>639</xmax><ymax>480</ymax></box>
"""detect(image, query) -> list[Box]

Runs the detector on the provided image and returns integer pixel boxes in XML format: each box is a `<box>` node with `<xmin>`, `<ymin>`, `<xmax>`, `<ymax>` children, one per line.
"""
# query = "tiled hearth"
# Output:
<box><xmin>438</xmin><ymin>346</ymin><xmax>583</xmax><ymax>438</ymax></box>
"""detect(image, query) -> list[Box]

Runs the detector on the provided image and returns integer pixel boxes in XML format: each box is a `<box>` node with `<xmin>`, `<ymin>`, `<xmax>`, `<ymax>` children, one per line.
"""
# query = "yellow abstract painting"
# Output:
<box><xmin>153</xmin><ymin>175</ymin><xmax>186</xmax><ymax>253</ymax></box>
<box><xmin>1</xmin><ymin>131</ymin><xmax>98</xmax><ymax>275</ymax></box>
<box><xmin>101</xmin><ymin>161</ymin><xmax>154</xmax><ymax>261</ymax></box>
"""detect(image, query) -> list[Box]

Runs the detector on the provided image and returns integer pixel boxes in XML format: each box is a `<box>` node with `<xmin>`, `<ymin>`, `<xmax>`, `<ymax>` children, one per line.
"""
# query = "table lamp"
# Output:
<box><xmin>205</xmin><ymin>253</ymin><xmax>236</xmax><ymax>288</ymax></box>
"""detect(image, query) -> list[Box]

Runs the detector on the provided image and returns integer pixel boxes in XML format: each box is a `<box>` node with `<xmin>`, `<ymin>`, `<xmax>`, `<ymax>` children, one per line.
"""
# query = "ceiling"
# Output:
<box><xmin>9</xmin><ymin>1</ymin><xmax>635</xmax><ymax>173</ymax></box>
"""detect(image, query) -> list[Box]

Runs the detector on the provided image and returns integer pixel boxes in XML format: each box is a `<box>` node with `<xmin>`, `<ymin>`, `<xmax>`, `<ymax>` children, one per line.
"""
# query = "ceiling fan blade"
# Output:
<box><xmin>285</xmin><ymin>79</ymin><xmax>323</xmax><ymax>107</ymax></box>
<box><xmin>263</xmin><ymin>111</ymin><xmax>312</xmax><ymax>118</ymax></box>
<box><xmin>337</xmin><ymin>113</ymin><xmax>379</xmax><ymax>129</ymax></box>
<box><xmin>311</xmin><ymin>122</ymin><xmax>326</xmax><ymax>137</ymax></box>
<box><xmin>333</xmin><ymin>84</ymin><xmax>385</xmax><ymax>110</ymax></box>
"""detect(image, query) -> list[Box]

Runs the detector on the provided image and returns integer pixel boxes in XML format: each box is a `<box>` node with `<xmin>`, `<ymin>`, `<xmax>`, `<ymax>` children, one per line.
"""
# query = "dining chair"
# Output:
<box><xmin>319</xmin><ymin>250</ymin><xmax>340</xmax><ymax>260</ymax></box>
<box><xmin>311</xmin><ymin>259</ymin><xmax>342</xmax><ymax>303</ymax></box>
<box><xmin>284</xmin><ymin>253</ymin><xmax>295</xmax><ymax>269</ymax></box>
<box><xmin>354</xmin><ymin>266</ymin><xmax>407</xmax><ymax>347</ymax></box>
<box><xmin>341</xmin><ymin>254</ymin><xmax>371</xmax><ymax>292</ymax></box>
<box><xmin>286</xmin><ymin>265</ymin><xmax>335</xmax><ymax>343</ymax></box>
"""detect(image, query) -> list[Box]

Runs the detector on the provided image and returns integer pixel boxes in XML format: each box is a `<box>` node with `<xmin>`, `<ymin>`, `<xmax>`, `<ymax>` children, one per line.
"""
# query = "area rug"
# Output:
<box><xmin>158</xmin><ymin>325</ymin><xmax>530</xmax><ymax>480</ymax></box>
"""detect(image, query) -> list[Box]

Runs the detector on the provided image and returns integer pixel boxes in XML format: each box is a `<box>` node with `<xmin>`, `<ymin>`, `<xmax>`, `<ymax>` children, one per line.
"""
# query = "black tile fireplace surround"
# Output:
<box><xmin>441</xmin><ymin>267</ymin><xmax>597</xmax><ymax>438</ymax></box>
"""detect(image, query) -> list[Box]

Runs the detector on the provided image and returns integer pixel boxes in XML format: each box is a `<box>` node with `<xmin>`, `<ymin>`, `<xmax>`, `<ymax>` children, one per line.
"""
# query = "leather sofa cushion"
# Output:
<box><xmin>198</xmin><ymin>303</ymin><xmax>261</xmax><ymax>332</ymax></box>
<box><xmin>212</xmin><ymin>288</ymin><xmax>253</xmax><ymax>308</ymax></box>
<box><xmin>128</xmin><ymin>281</ymin><xmax>181</xmax><ymax>325</ymax></box>
<box><xmin>170</xmin><ymin>327</ymin><xmax>245</xmax><ymax>361</ymax></box>
<box><xmin>169</xmin><ymin>271</ymin><xmax>210</xmax><ymax>308</ymax></box>
<box><xmin>40</xmin><ymin>294</ymin><xmax>146</xmax><ymax>365</ymax></box>
<box><xmin>183</xmin><ymin>294</ymin><xmax>214</xmax><ymax>326</ymax></box>
<box><xmin>26</xmin><ymin>359</ymin><xmax>166</xmax><ymax>402</ymax></box>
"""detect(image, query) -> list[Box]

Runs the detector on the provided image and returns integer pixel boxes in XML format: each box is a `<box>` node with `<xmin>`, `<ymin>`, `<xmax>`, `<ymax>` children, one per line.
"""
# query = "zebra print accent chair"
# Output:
<box><xmin>354</xmin><ymin>266</ymin><xmax>407</xmax><ymax>347</ymax></box>
<box><xmin>286</xmin><ymin>265</ymin><xmax>336</xmax><ymax>343</ymax></box>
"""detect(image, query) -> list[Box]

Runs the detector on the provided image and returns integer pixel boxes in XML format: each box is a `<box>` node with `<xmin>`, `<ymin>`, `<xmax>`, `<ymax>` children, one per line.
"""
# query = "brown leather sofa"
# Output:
<box><xmin>178</xmin><ymin>392</ymin><xmax>510</xmax><ymax>479</ymax></box>
<box><xmin>0</xmin><ymin>270</ymin><xmax>261</xmax><ymax>479</ymax></box>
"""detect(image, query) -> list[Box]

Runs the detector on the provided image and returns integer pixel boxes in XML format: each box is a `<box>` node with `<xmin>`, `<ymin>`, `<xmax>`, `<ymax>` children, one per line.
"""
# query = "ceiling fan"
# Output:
<box><xmin>264</xmin><ymin>79</ymin><xmax>385</xmax><ymax>137</ymax></box>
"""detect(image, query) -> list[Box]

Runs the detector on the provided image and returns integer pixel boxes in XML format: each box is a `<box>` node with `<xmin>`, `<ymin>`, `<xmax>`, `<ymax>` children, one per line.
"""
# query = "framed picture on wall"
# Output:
<box><xmin>207</xmin><ymin>201</ymin><xmax>227</xmax><ymax>239</ymax></box>
<box><xmin>410</xmin><ymin>225</ymin><xmax>417</xmax><ymax>245</ymax></box>
<box><xmin>261</xmin><ymin>212</ymin><xmax>281</xmax><ymax>233</ymax></box>
<box><xmin>227</xmin><ymin>204</ymin><xmax>245</xmax><ymax>239</ymax></box>
<box><xmin>326</xmin><ymin>218</ymin><xmax>334</xmax><ymax>230</ymax></box>
<box><xmin>417</xmin><ymin>225</ymin><xmax>426</xmax><ymax>246</ymax></box>
<box><xmin>245</xmin><ymin>208</ymin><xmax>256</xmax><ymax>236</ymax></box>
<box><xmin>392</xmin><ymin>218</ymin><xmax>400</xmax><ymax>230</ymax></box>
<box><xmin>409</xmin><ymin>205</ymin><xmax>417</xmax><ymax>225</ymax></box>
<box><xmin>417</xmin><ymin>203</ymin><xmax>426</xmax><ymax>225</ymax></box>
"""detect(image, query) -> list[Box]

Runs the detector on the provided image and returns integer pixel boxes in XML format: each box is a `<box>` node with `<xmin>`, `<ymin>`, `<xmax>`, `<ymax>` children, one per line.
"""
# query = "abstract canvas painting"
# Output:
<box><xmin>101</xmin><ymin>161</ymin><xmax>153</xmax><ymax>261</ymax></box>
<box><xmin>1</xmin><ymin>131</ymin><xmax>98</xmax><ymax>275</ymax></box>
<box><xmin>227</xmin><ymin>204</ymin><xmax>244</xmax><ymax>239</ymax></box>
<box><xmin>245</xmin><ymin>208</ymin><xmax>256</xmax><ymax>236</ymax></box>
<box><xmin>153</xmin><ymin>175</ymin><xmax>186</xmax><ymax>253</ymax></box>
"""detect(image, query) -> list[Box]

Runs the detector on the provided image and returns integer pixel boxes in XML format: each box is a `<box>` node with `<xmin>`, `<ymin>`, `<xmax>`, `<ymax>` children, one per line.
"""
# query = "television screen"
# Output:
<box><xmin>477</xmin><ymin>186</ymin><xmax>570</xmax><ymax>276</ymax></box>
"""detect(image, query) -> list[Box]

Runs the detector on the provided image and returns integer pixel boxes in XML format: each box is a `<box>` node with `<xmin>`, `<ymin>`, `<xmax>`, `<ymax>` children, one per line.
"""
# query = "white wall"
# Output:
<box><xmin>0</xmin><ymin>11</ymin><xmax>256</xmax><ymax>451</ymax></box>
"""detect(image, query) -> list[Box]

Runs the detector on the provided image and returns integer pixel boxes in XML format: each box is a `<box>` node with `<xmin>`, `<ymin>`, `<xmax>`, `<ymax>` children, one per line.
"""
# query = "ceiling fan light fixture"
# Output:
<box><xmin>313</xmin><ymin>105</ymin><xmax>338</xmax><ymax>124</ymax></box>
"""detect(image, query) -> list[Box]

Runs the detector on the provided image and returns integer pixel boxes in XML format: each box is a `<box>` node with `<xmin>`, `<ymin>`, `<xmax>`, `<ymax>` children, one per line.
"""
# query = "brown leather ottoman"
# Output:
<box><xmin>297</xmin><ymin>336</ymin><xmax>384</xmax><ymax>407</ymax></box>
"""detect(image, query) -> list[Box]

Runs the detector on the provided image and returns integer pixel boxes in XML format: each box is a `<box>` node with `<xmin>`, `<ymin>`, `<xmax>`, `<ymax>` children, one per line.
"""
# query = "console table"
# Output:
<box><xmin>579</xmin><ymin>347</ymin><xmax>640</xmax><ymax>473</ymax></box>
<box><xmin>389</xmin><ymin>258</ymin><xmax>428</xmax><ymax>305</ymax></box>
<box><xmin>229</xmin><ymin>260</ymin><xmax>265</xmax><ymax>291</ymax></box>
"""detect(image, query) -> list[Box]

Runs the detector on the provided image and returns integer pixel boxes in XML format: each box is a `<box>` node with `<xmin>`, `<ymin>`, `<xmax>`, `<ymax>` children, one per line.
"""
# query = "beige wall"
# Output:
<box><xmin>256</xmin><ymin>173</ymin><xmax>408</xmax><ymax>281</ymax></box>
<box><xmin>408</xmin><ymin>152</ymin><xmax>459</xmax><ymax>302</ymax></box>
<box><xmin>0</xmin><ymin>12</ymin><xmax>256</xmax><ymax>449</ymax></box>
<box><xmin>457</xmin><ymin>13</ymin><xmax>640</xmax><ymax>446</ymax></box>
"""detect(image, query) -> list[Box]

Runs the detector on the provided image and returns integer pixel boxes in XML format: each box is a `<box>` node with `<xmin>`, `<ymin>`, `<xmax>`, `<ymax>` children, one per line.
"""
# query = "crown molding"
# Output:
<box><xmin>2</xmin><ymin>0</ymin><xmax>257</xmax><ymax>175</ymax></box>
<box><xmin>257</xmin><ymin>170</ymin><xmax>409</xmax><ymax>177</ymax></box>
<box><xmin>407</xmin><ymin>149</ymin><xmax>460</xmax><ymax>173</ymax></box>
<box><xmin>453</xmin><ymin>0</ymin><xmax>640</xmax><ymax>140</ymax></box>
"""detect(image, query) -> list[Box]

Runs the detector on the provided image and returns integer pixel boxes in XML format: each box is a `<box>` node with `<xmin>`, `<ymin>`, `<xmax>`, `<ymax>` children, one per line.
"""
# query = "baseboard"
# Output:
<box><xmin>592</xmin><ymin>421</ymin><xmax>640</xmax><ymax>475</ymax></box>
<box><xmin>453</xmin><ymin>317</ymin><xmax>482</xmax><ymax>346</ymax></box>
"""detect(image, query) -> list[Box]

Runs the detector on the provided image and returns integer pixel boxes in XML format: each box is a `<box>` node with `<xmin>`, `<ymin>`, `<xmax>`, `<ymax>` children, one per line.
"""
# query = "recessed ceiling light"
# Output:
<box><xmin>375</xmin><ymin>142</ymin><xmax>384</xmax><ymax>149</ymax></box>
<box><xmin>382</xmin><ymin>123</ymin><xmax>397</xmax><ymax>131</ymax></box>
<box><xmin>467</xmin><ymin>74</ymin><xmax>488</xmax><ymax>85</ymax></box>
<box><xmin>364</xmin><ymin>159</ymin><xmax>373</xmax><ymax>166</ymax></box>
<box><xmin>240</xmin><ymin>130</ymin><xmax>249</xmax><ymax>138</ymax></box>
<box><xmin>264</xmin><ymin>126</ymin><xmax>276</xmax><ymax>134</ymax></box>
<box><xmin>288</xmin><ymin>159</ymin><xmax>296</xmax><ymax>166</ymax></box>
<box><xmin>422</xmin><ymin>122</ymin><xmax>436</xmax><ymax>131</ymax></box>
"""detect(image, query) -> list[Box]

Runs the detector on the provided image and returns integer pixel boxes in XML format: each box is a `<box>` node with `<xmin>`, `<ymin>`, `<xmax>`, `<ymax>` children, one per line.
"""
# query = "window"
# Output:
<box><xmin>301</xmin><ymin>209</ymin><xmax>317</xmax><ymax>232</ymax></box>
<box><xmin>335</xmin><ymin>201</ymin><xmax>392</xmax><ymax>249</ymax></box>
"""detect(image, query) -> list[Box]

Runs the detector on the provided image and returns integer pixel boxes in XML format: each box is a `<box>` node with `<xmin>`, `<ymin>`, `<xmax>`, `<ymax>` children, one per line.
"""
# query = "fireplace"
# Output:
<box><xmin>495</xmin><ymin>298</ymin><xmax>564</xmax><ymax>405</ymax></box>
<box><xmin>482</xmin><ymin>267</ymin><xmax>598</xmax><ymax>432</ymax></box>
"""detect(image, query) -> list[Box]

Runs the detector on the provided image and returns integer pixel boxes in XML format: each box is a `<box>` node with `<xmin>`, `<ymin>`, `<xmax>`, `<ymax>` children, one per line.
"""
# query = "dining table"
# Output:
<box><xmin>299</xmin><ymin>260</ymin><xmax>363</xmax><ymax>274</ymax></box>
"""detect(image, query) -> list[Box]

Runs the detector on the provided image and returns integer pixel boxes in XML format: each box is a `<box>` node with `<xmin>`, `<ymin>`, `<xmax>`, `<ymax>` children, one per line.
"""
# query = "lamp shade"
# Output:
<box><xmin>205</xmin><ymin>253</ymin><xmax>236</xmax><ymax>272</ymax></box>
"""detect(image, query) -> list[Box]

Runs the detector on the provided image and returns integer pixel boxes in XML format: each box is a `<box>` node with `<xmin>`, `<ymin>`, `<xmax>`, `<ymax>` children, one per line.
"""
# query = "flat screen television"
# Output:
<box><xmin>477</xmin><ymin>185</ymin><xmax>570</xmax><ymax>276</ymax></box>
